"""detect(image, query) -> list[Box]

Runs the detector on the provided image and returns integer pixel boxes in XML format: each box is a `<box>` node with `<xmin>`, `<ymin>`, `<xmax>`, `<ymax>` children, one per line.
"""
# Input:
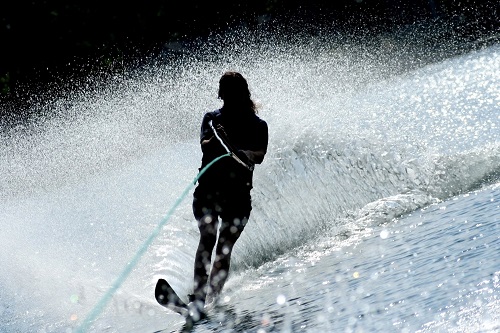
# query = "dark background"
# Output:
<box><xmin>0</xmin><ymin>0</ymin><xmax>498</xmax><ymax>107</ymax></box>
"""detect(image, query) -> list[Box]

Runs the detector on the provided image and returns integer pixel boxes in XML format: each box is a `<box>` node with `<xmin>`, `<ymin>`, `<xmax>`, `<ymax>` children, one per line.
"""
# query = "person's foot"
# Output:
<box><xmin>187</xmin><ymin>299</ymin><xmax>206</xmax><ymax>322</ymax></box>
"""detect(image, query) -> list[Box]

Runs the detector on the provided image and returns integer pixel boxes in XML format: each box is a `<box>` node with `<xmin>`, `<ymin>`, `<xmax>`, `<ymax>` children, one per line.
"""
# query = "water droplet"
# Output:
<box><xmin>380</xmin><ymin>229</ymin><xmax>389</xmax><ymax>239</ymax></box>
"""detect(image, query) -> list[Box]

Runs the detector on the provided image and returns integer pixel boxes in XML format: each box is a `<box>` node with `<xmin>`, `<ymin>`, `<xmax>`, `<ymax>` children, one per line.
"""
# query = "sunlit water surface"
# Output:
<box><xmin>0</xmin><ymin>30</ymin><xmax>499</xmax><ymax>333</ymax></box>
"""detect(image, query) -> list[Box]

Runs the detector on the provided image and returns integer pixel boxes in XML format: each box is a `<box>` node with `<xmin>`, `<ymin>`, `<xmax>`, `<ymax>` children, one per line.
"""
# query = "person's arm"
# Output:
<box><xmin>200</xmin><ymin>113</ymin><xmax>226</xmax><ymax>156</ymax></box>
<box><xmin>210</xmin><ymin>124</ymin><xmax>254</xmax><ymax>168</ymax></box>
<box><xmin>234</xmin><ymin>120</ymin><xmax>268</xmax><ymax>165</ymax></box>
<box><xmin>201</xmin><ymin>136</ymin><xmax>214</xmax><ymax>146</ymax></box>
<box><xmin>208</xmin><ymin>119</ymin><xmax>268</xmax><ymax>166</ymax></box>
<box><xmin>238</xmin><ymin>149</ymin><xmax>266</xmax><ymax>164</ymax></box>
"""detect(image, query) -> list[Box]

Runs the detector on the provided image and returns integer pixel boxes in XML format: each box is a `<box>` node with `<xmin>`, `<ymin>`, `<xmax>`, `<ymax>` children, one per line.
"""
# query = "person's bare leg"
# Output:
<box><xmin>193</xmin><ymin>214</ymin><xmax>217</xmax><ymax>303</ymax></box>
<box><xmin>208</xmin><ymin>218</ymin><xmax>246</xmax><ymax>299</ymax></box>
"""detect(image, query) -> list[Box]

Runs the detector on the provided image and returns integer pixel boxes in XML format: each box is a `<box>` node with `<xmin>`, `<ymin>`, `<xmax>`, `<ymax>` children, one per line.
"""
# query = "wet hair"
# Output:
<box><xmin>218</xmin><ymin>71</ymin><xmax>257</xmax><ymax>113</ymax></box>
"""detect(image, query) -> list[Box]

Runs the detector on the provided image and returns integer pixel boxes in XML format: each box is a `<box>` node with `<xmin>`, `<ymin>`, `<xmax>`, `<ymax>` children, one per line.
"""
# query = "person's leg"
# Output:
<box><xmin>192</xmin><ymin>189</ymin><xmax>220</xmax><ymax>304</ymax></box>
<box><xmin>209</xmin><ymin>216</ymin><xmax>248</xmax><ymax>298</ymax></box>
<box><xmin>192</xmin><ymin>214</ymin><xmax>218</xmax><ymax>302</ymax></box>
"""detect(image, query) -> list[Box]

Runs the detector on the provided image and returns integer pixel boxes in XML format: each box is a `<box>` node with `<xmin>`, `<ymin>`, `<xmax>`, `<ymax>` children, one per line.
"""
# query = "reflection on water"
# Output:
<box><xmin>208</xmin><ymin>184</ymin><xmax>500</xmax><ymax>333</ymax></box>
<box><xmin>0</xmin><ymin>28</ymin><xmax>498</xmax><ymax>332</ymax></box>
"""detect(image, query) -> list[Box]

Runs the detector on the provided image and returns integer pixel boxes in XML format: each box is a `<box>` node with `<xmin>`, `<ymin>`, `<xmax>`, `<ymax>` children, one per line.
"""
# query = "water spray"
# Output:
<box><xmin>76</xmin><ymin>118</ymin><xmax>255</xmax><ymax>332</ymax></box>
<box><xmin>75</xmin><ymin>151</ymin><xmax>230</xmax><ymax>333</ymax></box>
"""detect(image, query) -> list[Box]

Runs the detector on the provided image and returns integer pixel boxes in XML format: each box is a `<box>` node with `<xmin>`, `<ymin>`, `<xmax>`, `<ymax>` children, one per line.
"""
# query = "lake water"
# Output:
<box><xmin>0</xmin><ymin>29</ymin><xmax>499</xmax><ymax>333</ymax></box>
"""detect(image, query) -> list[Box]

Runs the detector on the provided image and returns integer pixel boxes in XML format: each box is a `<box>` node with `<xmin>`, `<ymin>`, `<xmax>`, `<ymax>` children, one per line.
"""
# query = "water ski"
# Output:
<box><xmin>155</xmin><ymin>278</ymin><xmax>207</xmax><ymax>325</ymax></box>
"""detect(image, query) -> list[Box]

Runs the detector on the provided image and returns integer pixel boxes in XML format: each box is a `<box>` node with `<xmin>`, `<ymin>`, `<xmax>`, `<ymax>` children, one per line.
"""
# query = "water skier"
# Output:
<box><xmin>189</xmin><ymin>71</ymin><xmax>268</xmax><ymax>318</ymax></box>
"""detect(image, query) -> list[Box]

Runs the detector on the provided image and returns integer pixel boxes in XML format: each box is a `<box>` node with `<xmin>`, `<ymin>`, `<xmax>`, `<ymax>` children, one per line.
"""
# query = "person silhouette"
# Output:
<box><xmin>189</xmin><ymin>71</ymin><xmax>268</xmax><ymax>318</ymax></box>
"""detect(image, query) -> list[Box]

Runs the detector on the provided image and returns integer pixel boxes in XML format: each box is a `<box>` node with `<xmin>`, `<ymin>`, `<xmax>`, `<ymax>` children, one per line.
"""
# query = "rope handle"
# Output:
<box><xmin>209</xmin><ymin>120</ymin><xmax>254</xmax><ymax>171</ymax></box>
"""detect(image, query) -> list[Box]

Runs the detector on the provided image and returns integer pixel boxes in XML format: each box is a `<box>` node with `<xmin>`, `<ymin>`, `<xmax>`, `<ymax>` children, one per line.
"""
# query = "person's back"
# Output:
<box><xmin>189</xmin><ymin>71</ymin><xmax>268</xmax><ymax>320</ymax></box>
<box><xmin>198</xmin><ymin>107</ymin><xmax>267</xmax><ymax>190</ymax></box>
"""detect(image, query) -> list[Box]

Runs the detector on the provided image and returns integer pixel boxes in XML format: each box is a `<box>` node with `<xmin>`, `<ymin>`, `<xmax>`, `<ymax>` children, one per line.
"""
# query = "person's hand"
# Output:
<box><xmin>201</xmin><ymin>135</ymin><xmax>225</xmax><ymax>155</ymax></box>
<box><xmin>234</xmin><ymin>150</ymin><xmax>248</xmax><ymax>162</ymax></box>
<box><xmin>235</xmin><ymin>149</ymin><xmax>255</xmax><ymax>166</ymax></box>
<box><xmin>215</xmin><ymin>124</ymin><xmax>228</xmax><ymax>139</ymax></box>
<box><xmin>214</xmin><ymin>124</ymin><xmax>238</xmax><ymax>152</ymax></box>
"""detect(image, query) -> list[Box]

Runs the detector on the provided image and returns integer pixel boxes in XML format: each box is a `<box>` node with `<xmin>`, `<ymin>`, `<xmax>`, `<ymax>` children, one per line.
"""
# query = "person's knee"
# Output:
<box><xmin>217</xmin><ymin>233</ymin><xmax>239</xmax><ymax>256</ymax></box>
<box><xmin>218</xmin><ymin>231</ymin><xmax>238</xmax><ymax>248</ymax></box>
<box><xmin>198</xmin><ymin>214</ymin><xmax>218</xmax><ymax>234</ymax></box>
<box><xmin>220</xmin><ymin>216</ymin><xmax>247</xmax><ymax>241</ymax></box>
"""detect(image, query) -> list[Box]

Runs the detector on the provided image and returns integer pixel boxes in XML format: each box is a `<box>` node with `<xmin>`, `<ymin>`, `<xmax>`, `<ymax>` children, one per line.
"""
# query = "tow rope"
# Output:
<box><xmin>76</xmin><ymin>152</ymin><xmax>231</xmax><ymax>332</ymax></box>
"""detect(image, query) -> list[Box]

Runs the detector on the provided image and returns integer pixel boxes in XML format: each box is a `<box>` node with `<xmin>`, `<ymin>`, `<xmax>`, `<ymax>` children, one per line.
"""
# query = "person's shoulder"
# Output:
<box><xmin>252</xmin><ymin>113</ymin><xmax>267</xmax><ymax>126</ymax></box>
<box><xmin>203</xmin><ymin>109</ymin><xmax>221</xmax><ymax>119</ymax></box>
<box><xmin>249</xmin><ymin>110</ymin><xmax>264</xmax><ymax>120</ymax></box>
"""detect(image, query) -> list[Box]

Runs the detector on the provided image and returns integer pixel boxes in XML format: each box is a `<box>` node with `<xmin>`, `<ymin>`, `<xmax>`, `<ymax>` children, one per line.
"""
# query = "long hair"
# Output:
<box><xmin>218</xmin><ymin>71</ymin><xmax>257</xmax><ymax>114</ymax></box>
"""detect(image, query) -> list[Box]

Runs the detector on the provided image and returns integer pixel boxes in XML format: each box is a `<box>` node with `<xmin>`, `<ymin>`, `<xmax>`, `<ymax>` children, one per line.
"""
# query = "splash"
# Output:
<box><xmin>0</xmin><ymin>26</ymin><xmax>499</xmax><ymax>332</ymax></box>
